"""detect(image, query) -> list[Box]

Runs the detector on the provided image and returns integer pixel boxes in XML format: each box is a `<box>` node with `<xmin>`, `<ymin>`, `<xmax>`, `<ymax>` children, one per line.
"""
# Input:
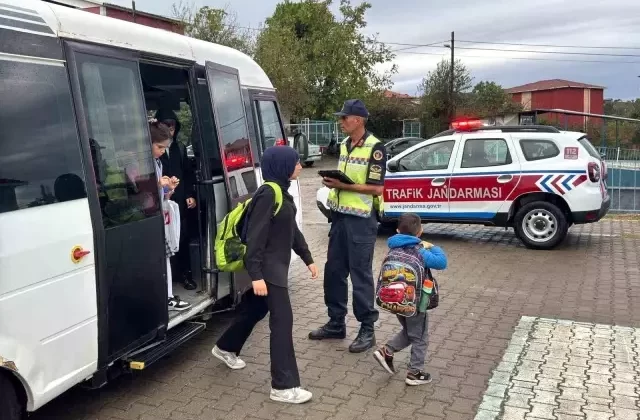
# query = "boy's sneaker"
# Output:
<box><xmin>373</xmin><ymin>347</ymin><xmax>395</xmax><ymax>374</ymax></box>
<box><xmin>406</xmin><ymin>370</ymin><xmax>432</xmax><ymax>386</ymax></box>
<box><xmin>211</xmin><ymin>346</ymin><xmax>246</xmax><ymax>370</ymax></box>
<box><xmin>168</xmin><ymin>296</ymin><xmax>191</xmax><ymax>311</ymax></box>
<box><xmin>270</xmin><ymin>387</ymin><xmax>312</xmax><ymax>404</ymax></box>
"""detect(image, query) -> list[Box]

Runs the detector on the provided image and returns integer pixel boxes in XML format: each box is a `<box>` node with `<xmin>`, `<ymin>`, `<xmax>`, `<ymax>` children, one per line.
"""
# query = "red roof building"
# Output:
<box><xmin>506</xmin><ymin>79</ymin><xmax>605</xmax><ymax>128</ymax></box>
<box><xmin>383</xmin><ymin>90</ymin><xmax>414</xmax><ymax>99</ymax></box>
<box><xmin>43</xmin><ymin>0</ymin><xmax>184</xmax><ymax>34</ymax></box>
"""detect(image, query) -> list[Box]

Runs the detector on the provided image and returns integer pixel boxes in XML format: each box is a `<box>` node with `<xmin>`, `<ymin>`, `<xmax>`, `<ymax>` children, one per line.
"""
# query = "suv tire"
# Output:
<box><xmin>378</xmin><ymin>221</ymin><xmax>396</xmax><ymax>234</ymax></box>
<box><xmin>514</xmin><ymin>201</ymin><xmax>568</xmax><ymax>250</ymax></box>
<box><xmin>0</xmin><ymin>372</ymin><xmax>24</xmax><ymax>420</ymax></box>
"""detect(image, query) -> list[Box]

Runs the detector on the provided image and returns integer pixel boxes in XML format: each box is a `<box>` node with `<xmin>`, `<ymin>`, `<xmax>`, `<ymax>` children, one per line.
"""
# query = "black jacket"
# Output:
<box><xmin>160</xmin><ymin>141</ymin><xmax>195</xmax><ymax>214</ymax></box>
<box><xmin>155</xmin><ymin>109</ymin><xmax>195</xmax><ymax>214</ymax></box>
<box><xmin>242</xmin><ymin>183</ymin><xmax>313</xmax><ymax>287</ymax></box>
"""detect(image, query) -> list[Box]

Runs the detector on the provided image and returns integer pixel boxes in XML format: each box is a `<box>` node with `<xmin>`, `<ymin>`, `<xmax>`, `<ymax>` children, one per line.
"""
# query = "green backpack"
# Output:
<box><xmin>215</xmin><ymin>182</ymin><xmax>283</xmax><ymax>272</ymax></box>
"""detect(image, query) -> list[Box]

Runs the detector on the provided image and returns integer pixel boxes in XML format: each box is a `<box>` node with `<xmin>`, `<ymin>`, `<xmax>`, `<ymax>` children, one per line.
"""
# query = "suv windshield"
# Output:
<box><xmin>578</xmin><ymin>136</ymin><xmax>601</xmax><ymax>160</ymax></box>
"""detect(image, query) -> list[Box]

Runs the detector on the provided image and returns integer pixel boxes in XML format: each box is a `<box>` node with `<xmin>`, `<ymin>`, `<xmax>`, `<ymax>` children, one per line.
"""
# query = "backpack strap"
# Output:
<box><xmin>263</xmin><ymin>182</ymin><xmax>283</xmax><ymax>216</ymax></box>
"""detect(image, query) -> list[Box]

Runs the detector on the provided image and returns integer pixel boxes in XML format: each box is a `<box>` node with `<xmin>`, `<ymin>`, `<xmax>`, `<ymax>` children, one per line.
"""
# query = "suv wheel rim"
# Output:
<box><xmin>522</xmin><ymin>209</ymin><xmax>557</xmax><ymax>243</ymax></box>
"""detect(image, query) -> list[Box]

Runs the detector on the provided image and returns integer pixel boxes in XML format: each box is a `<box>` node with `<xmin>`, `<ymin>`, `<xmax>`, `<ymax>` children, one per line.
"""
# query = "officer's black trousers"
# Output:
<box><xmin>323</xmin><ymin>211</ymin><xmax>380</xmax><ymax>329</ymax></box>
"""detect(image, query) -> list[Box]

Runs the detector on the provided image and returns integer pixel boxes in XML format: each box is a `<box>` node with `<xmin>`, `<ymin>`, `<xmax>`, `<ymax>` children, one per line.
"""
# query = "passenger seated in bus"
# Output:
<box><xmin>149</xmin><ymin>121</ymin><xmax>192</xmax><ymax>311</ymax></box>
<box><xmin>155</xmin><ymin>108</ymin><xmax>197</xmax><ymax>291</ymax></box>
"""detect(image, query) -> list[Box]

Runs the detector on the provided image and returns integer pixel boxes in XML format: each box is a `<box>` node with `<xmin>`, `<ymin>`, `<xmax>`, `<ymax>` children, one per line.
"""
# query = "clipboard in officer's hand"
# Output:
<box><xmin>318</xmin><ymin>170</ymin><xmax>355</xmax><ymax>185</ymax></box>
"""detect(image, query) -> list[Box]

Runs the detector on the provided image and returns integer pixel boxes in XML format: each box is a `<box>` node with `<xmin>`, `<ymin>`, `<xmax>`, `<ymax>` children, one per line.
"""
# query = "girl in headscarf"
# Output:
<box><xmin>211</xmin><ymin>146</ymin><xmax>318</xmax><ymax>404</ymax></box>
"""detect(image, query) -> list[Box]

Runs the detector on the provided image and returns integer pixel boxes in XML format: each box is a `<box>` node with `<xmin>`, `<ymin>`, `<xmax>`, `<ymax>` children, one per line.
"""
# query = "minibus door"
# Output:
<box><xmin>65</xmin><ymin>42</ymin><xmax>168</xmax><ymax>366</ymax></box>
<box><xmin>204</xmin><ymin>61</ymin><xmax>260</xmax><ymax>300</ymax></box>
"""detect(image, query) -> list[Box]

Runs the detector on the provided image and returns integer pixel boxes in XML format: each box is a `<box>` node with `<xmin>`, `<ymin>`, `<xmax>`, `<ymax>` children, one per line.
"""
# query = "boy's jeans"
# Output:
<box><xmin>385</xmin><ymin>311</ymin><xmax>429</xmax><ymax>372</ymax></box>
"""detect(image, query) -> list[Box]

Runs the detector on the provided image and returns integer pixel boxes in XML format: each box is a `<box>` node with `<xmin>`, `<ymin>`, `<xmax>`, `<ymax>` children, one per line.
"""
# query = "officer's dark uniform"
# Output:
<box><xmin>309</xmin><ymin>99</ymin><xmax>386</xmax><ymax>353</ymax></box>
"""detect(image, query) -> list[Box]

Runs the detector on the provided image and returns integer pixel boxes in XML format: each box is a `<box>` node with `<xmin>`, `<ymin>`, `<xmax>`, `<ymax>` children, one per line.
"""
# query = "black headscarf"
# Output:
<box><xmin>261</xmin><ymin>146</ymin><xmax>299</xmax><ymax>190</ymax></box>
<box><xmin>154</xmin><ymin>108</ymin><xmax>181</xmax><ymax>142</ymax></box>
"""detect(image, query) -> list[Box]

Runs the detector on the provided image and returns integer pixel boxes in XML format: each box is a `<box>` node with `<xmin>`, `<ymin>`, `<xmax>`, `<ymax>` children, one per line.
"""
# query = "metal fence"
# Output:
<box><xmin>598</xmin><ymin>146</ymin><xmax>640</xmax><ymax>213</ymax></box>
<box><xmin>285</xmin><ymin>118</ymin><xmax>431</xmax><ymax>149</ymax></box>
<box><xmin>402</xmin><ymin>120</ymin><xmax>421</xmax><ymax>138</ymax></box>
<box><xmin>285</xmin><ymin>119</ymin><xmax>341</xmax><ymax>148</ymax></box>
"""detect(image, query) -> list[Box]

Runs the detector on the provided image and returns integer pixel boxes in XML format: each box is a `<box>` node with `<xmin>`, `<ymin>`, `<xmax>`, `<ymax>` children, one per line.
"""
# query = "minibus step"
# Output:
<box><xmin>127</xmin><ymin>321</ymin><xmax>206</xmax><ymax>370</ymax></box>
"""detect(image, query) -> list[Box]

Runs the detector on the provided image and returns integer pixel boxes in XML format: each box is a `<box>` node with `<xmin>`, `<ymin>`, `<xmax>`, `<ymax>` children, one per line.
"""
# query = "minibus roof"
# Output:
<box><xmin>7</xmin><ymin>0</ymin><xmax>274</xmax><ymax>90</ymax></box>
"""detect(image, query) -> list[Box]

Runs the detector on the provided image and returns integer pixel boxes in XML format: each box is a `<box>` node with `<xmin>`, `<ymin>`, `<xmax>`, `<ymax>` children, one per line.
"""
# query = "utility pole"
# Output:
<box><xmin>132</xmin><ymin>1</ymin><xmax>136</xmax><ymax>23</ymax></box>
<box><xmin>449</xmin><ymin>31</ymin><xmax>455</xmax><ymax>121</ymax></box>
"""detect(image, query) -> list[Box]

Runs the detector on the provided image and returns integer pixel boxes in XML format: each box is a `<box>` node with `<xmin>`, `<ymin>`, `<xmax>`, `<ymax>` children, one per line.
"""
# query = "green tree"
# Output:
<box><xmin>172</xmin><ymin>1</ymin><xmax>256</xmax><ymax>56</ymax></box>
<box><xmin>418</xmin><ymin>58</ymin><xmax>472</xmax><ymax>131</ymax></box>
<box><xmin>469</xmin><ymin>81</ymin><xmax>521</xmax><ymax>118</ymax></box>
<box><xmin>254</xmin><ymin>0</ymin><xmax>397</xmax><ymax>120</ymax></box>
<box><xmin>363</xmin><ymin>91</ymin><xmax>420</xmax><ymax>139</ymax></box>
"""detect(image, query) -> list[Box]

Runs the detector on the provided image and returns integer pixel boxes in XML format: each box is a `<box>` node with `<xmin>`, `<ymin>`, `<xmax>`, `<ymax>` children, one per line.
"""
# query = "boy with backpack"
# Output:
<box><xmin>373</xmin><ymin>212</ymin><xmax>447</xmax><ymax>386</ymax></box>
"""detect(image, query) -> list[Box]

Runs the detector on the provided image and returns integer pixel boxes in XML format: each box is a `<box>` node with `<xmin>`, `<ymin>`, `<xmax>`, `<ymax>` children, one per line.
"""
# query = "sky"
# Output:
<box><xmin>110</xmin><ymin>0</ymin><xmax>640</xmax><ymax>100</ymax></box>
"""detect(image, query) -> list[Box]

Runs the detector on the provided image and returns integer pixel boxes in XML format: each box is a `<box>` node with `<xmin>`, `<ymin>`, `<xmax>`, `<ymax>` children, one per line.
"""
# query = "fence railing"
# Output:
<box><xmin>284</xmin><ymin>119</ymin><xmax>432</xmax><ymax>149</ymax></box>
<box><xmin>598</xmin><ymin>146</ymin><xmax>640</xmax><ymax>213</ymax></box>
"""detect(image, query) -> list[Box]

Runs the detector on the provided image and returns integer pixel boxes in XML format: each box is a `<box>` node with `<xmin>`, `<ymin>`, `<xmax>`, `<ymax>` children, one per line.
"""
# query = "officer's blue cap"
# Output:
<box><xmin>334</xmin><ymin>99</ymin><xmax>369</xmax><ymax>118</ymax></box>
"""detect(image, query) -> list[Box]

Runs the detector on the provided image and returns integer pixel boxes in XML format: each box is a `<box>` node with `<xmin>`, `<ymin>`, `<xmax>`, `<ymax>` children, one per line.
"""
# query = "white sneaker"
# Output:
<box><xmin>270</xmin><ymin>387</ymin><xmax>313</xmax><ymax>404</ymax></box>
<box><xmin>211</xmin><ymin>346</ymin><xmax>246</xmax><ymax>370</ymax></box>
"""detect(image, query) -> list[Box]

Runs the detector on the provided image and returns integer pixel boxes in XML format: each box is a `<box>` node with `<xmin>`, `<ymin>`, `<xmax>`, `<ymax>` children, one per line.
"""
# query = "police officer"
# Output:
<box><xmin>309</xmin><ymin>99</ymin><xmax>386</xmax><ymax>353</ymax></box>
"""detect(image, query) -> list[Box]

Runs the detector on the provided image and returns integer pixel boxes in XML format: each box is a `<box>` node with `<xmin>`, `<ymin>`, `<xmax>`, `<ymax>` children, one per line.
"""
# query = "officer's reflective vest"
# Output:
<box><xmin>327</xmin><ymin>134</ymin><xmax>383</xmax><ymax>218</ymax></box>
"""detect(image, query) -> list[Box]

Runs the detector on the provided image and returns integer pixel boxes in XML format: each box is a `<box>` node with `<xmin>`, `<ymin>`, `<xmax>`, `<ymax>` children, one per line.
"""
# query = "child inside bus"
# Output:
<box><xmin>149</xmin><ymin>121</ymin><xmax>191</xmax><ymax>311</ymax></box>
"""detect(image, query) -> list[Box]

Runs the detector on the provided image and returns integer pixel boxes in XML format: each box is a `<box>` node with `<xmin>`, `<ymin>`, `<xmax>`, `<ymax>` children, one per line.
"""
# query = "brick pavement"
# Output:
<box><xmin>32</xmin><ymin>159</ymin><xmax>640</xmax><ymax>420</ymax></box>
<box><xmin>475</xmin><ymin>317</ymin><xmax>640</xmax><ymax>420</ymax></box>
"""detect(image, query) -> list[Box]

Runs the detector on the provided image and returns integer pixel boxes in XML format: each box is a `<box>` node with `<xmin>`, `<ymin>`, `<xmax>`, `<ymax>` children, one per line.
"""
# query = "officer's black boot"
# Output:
<box><xmin>348</xmin><ymin>326</ymin><xmax>376</xmax><ymax>353</ymax></box>
<box><xmin>308</xmin><ymin>320</ymin><xmax>346</xmax><ymax>340</ymax></box>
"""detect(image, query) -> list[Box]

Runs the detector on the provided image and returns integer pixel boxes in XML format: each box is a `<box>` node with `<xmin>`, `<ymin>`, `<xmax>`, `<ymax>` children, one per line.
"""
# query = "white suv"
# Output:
<box><xmin>316</xmin><ymin>123</ymin><xmax>610</xmax><ymax>250</ymax></box>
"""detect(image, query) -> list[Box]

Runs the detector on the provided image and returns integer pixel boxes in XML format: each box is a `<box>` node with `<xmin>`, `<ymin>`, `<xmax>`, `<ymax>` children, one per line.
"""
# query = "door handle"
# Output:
<box><xmin>497</xmin><ymin>174</ymin><xmax>513</xmax><ymax>183</ymax></box>
<box><xmin>431</xmin><ymin>177</ymin><xmax>446</xmax><ymax>187</ymax></box>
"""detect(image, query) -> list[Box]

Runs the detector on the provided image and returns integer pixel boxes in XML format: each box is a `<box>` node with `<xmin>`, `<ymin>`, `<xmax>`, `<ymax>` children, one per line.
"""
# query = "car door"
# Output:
<box><xmin>384</xmin><ymin>137</ymin><xmax>460</xmax><ymax>219</ymax></box>
<box><xmin>448</xmin><ymin>133</ymin><xmax>521</xmax><ymax>221</ymax></box>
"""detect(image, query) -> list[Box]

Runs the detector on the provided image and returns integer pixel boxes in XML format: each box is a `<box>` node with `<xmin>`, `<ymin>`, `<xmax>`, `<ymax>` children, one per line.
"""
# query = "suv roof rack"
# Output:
<box><xmin>432</xmin><ymin>125</ymin><xmax>561</xmax><ymax>138</ymax></box>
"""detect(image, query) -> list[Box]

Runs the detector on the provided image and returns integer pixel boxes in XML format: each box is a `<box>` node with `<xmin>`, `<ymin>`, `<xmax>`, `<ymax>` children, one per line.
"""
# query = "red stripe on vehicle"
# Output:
<box><xmin>572</xmin><ymin>174</ymin><xmax>587</xmax><ymax>187</ymax></box>
<box><xmin>550</xmin><ymin>175</ymin><xmax>564</xmax><ymax>195</ymax></box>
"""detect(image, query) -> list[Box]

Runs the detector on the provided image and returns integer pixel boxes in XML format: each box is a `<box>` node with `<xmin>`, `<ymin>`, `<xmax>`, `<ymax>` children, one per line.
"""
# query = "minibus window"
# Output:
<box><xmin>207</xmin><ymin>70</ymin><xmax>257</xmax><ymax>199</ymax></box>
<box><xmin>0</xmin><ymin>60</ymin><xmax>86</xmax><ymax>214</ymax></box>
<box><xmin>76</xmin><ymin>54</ymin><xmax>160</xmax><ymax>228</ymax></box>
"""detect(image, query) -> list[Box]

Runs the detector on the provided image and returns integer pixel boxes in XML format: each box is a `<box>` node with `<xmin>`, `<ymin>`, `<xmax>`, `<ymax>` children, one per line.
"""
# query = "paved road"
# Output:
<box><xmin>34</xmin><ymin>158</ymin><xmax>640</xmax><ymax>420</ymax></box>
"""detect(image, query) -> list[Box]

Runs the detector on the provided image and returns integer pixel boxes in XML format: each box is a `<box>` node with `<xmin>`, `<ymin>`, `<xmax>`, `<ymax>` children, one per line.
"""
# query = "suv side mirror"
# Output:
<box><xmin>387</xmin><ymin>160</ymin><xmax>399</xmax><ymax>172</ymax></box>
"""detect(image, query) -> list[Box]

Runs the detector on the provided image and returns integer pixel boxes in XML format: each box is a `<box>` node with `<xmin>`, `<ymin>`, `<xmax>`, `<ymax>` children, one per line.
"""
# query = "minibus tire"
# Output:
<box><xmin>514</xmin><ymin>201</ymin><xmax>568</xmax><ymax>250</ymax></box>
<box><xmin>0</xmin><ymin>372</ymin><xmax>24</xmax><ymax>420</ymax></box>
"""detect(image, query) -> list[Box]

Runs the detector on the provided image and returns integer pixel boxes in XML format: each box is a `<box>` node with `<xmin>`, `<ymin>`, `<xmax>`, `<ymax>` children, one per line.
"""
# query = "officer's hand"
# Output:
<box><xmin>322</xmin><ymin>177</ymin><xmax>344</xmax><ymax>190</ymax></box>
<box><xmin>307</xmin><ymin>264</ymin><xmax>319</xmax><ymax>279</ymax></box>
<box><xmin>252</xmin><ymin>280</ymin><xmax>268</xmax><ymax>296</ymax></box>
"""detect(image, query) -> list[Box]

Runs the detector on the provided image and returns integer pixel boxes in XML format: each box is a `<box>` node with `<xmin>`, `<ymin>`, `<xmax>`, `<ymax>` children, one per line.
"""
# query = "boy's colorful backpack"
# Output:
<box><xmin>375</xmin><ymin>245</ymin><xmax>425</xmax><ymax>317</ymax></box>
<box><xmin>214</xmin><ymin>182</ymin><xmax>283</xmax><ymax>272</ymax></box>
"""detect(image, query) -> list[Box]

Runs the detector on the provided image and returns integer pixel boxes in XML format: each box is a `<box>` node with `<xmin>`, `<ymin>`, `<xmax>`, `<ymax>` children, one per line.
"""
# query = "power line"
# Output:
<box><xmin>390</xmin><ymin>40</ymin><xmax>449</xmax><ymax>53</ymax></box>
<box><xmin>457</xmin><ymin>39</ymin><xmax>640</xmax><ymax>50</ymax></box>
<box><xmin>207</xmin><ymin>24</ymin><xmax>640</xmax><ymax>58</ymax></box>
<box><xmin>389</xmin><ymin>43</ymin><xmax>640</xmax><ymax>58</ymax></box>
<box><xmin>449</xmin><ymin>45</ymin><xmax>640</xmax><ymax>58</ymax></box>
<box><xmin>393</xmin><ymin>50</ymin><xmax>640</xmax><ymax>64</ymax></box>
